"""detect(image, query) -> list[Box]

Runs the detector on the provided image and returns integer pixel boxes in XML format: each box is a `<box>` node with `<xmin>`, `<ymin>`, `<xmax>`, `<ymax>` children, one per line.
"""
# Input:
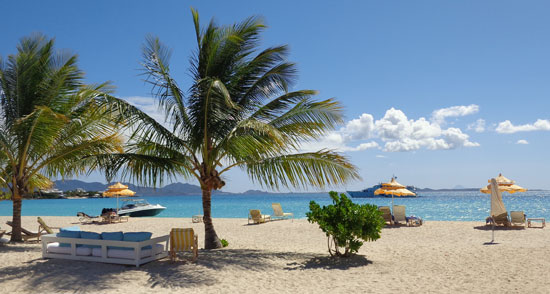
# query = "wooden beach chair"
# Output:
<box><xmin>77</xmin><ymin>212</ymin><xmax>100</xmax><ymax>224</ymax></box>
<box><xmin>488</xmin><ymin>212</ymin><xmax>511</xmax><ymax>226</ymax></box>
<box><xmin>378</xmin><ymin>206</ymin><xmax>393</xmax><ymax>225</ymax></box>
<box><xmin>37</xmin><ymin>217</ymin><xmax>59</xmax><ymax>235</ymax></box>
<box><xmin>5</xmin><ymin>221</ymin><xmax>41</xmax><ymax>241</ymax></box>
<box><xmin>392</xmin><ymin>205</ymin><xmax>407</xmax><ymax>225</ymax></box>
<box><xmin>510</xmin><ymin>211</ymin><xmax>526</xmax><ymax>228</ymax></box>
<box><xmin>170</xmin><ymin>228</ymin><xmax>198</xmax><ymax>262</ymax></box>
<box><xmin>271</xmin><ymin>203</ymin><xmax>294</xmax><ymax>221</ymax></box>
<box><xmin>248</xmin><ymin>209</ymin><xmax>271</xmax><ymax>224</ymax></box>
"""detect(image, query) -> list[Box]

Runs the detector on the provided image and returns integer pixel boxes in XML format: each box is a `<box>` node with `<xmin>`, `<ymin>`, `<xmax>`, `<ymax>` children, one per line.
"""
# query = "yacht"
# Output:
<box><xmin>116</xmin><ymin>198</ymin><xmax>166</xmax><ymax>217</ymax></box>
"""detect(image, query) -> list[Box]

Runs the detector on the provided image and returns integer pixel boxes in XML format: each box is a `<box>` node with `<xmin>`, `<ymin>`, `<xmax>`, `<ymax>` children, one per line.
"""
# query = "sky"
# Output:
<box><xmin>2</xmin><ymin>0</ymin><xmax>549</xmax><ymax>191</ymax></box>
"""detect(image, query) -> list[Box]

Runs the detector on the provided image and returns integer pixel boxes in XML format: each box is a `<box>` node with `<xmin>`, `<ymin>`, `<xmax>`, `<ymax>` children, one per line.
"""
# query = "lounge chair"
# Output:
<box><xmin>77</xmin><ymin>212</ymin><xmax>100</xmax><ymax>224</ymax></box>
<box><xmin>487</xmin><ymin>212</ymin><xmax>511</xmax><ymax>226</ymax></box>
<box><xmin>5</xmin><ymin>221</ymin><xmax>41</xmax><ymax>241</ymax></box>
<box><xmin>510</xmin><ymin>211</ymin><xmax>526</xmax><ymax>227</ymax></box>
<box><xmin>170</xmin><ymin>228</ymin><xmax>198</xmax><ymax>262</ymax></box>
<box><xmin>248</xmin><ymin>209</ymin><xmax>271</xmax><ymax>224</ymax></box>
<box><xmin>378</xmin><ymin>206</ymin><xmax>393</xmax><ymax>225</ymax></box>
<box><xmin>37</xmin><ymin>217</ymin><xmax>59</xmax><ymax>235</ymax></box>
<box><xmin>392</xmin><ymin>205</ymin><xmax>407</xmax><ymax>225</ymax></box>
<box><xmin>271</xmin><ymin>203</ymin><xmax>294</xmax><ymax>221</ymax></box>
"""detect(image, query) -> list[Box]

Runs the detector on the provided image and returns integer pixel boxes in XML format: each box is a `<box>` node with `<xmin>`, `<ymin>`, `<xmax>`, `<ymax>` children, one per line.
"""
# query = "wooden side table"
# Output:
<box><xmin>527</xmin><ymin>218</ymin><xmax>546</xmax><ymax>228</ymax></box>
<box><xmin>192</xmin><ymin>215</ymin><xmax>203</xmax><ymax>223</ymax></box>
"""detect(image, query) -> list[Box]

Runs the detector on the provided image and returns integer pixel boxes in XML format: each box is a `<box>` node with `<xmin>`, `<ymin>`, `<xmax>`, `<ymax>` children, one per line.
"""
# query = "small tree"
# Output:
<box><xmin>307</xmin><ymin>191</ymin><xmax>385</xmax><ymax>257</ymax></box>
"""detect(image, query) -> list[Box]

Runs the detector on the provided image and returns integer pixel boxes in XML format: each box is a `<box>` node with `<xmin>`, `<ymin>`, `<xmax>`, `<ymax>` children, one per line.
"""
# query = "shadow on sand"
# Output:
<box><xmin>473</xmin><ymin>225</ymin><xmax>525</xmax><ymax>231</ymax></box>
<box><xmin>0</xmin><ymin>247</ymin><xmax>372</xmax><ymax>292</ymax></box>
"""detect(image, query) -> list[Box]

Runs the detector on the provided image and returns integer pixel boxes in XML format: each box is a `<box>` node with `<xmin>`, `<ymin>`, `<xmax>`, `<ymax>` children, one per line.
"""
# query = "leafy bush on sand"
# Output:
<box><xmin>307</xmin><ymin>191</ymin><xmax>385</xmax><ymax>257</ymax></box>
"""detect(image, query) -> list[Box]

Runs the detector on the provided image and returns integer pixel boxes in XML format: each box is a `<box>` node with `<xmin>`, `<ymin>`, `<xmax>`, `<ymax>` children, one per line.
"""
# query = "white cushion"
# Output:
<box><xmin>92</xmin><ymin>244</ymin><xmax>164</xmax><ymax>259</ymax></box>
<box><xmin>46</xmin><ymin>242</ymin><xmax>92</xmax><ymax>256</ymax></box>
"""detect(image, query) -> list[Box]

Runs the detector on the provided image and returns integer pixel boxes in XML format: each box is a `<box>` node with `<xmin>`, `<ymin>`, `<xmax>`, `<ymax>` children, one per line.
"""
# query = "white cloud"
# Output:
<box><xmin>376</xmin><ymin>155</ymin><xmax>386</xmax><ymax>158</ymax></box>
<box><xmin>431</xmin><ymin>104</ymin><xmax>479</xmax><ymax>124</ymax></box>
<box><xmin>298</xmin><ymin>105</ymin><xmax>481</xmax><ymax>153</ymax></box>
<box><xmin>467</xmin><ymin>118</ymin><xmax>486</xmax><ymax>133</ymax></box>
<box><xmin>495</xmin><ymin>119</ymin><xmax>550</xmax><ymax>134</ymax></box>
<box><xmin>124</xmin><ymin>96</ymin><xmax>167</xmax><ymax>126</ymax></box>
<box><xmin>516</xmin><ymin>139</ymin><xmax>529</xmax><ymax>145</ymax></box>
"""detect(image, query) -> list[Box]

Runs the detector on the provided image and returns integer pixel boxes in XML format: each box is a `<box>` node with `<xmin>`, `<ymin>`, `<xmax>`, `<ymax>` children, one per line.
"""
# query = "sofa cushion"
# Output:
<box><xmin>91</xmin><ymin>244</ymin><xmax>164</xmax><ymax>259</ymax></box>
<box><xmin>80</xmin><ymin>231</ymin><xmax>101</xmax><ymax>248</ymax></box>
<box><xmin>47</xmin><ymin>242</ymin><xmax>91</xmax><ymax>256</ymax></box>
<box><xmin>101</xmin><ymin>231</ymin><xmax>123</xmax><ymax>241</ymax></box>
<box><xmin>57</xmin><ymin>226</ymin><xmax>81</xmax><ymax>247</ymax></box>
<box><xmin>123</xmin><ymin>232</ymin><xmax>153</xmax><ymax>250</ymax></box>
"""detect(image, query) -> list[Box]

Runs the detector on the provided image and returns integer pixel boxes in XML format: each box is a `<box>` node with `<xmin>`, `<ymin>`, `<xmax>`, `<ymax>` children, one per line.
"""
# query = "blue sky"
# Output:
<box><xmin>2</xmin><ymin>1</ymin><xmax>549</xmax><ymax>191</ymax></box>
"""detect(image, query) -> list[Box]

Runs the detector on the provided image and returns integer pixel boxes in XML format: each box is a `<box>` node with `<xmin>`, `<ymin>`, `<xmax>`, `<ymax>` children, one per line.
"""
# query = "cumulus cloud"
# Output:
<box><xmin>516</xmin><ymin>139</ymin><xmax>529</xmax><ymax>145</ymax></box>
<box><xmin>431</xmin><ymin>104</ymin><xmax>479</xmax><ymax>124</ymax></box>
<box><xmin>467</xmin><ymin>119</ymin><xmax>486</xmax><ymax>133</ymax></box>
<box><xmin>301</xmin><ymin>105</ymin><xmax>480</xmax><ymax>153</ymax></box>
<box><xmin>495</xmin><ymin>119</ymin><xmax>550</xmax><ymax>134</ymax></box>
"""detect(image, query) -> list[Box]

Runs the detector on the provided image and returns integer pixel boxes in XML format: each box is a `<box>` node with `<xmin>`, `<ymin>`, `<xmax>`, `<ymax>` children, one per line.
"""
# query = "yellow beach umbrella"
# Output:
<box><xmin>375</xmin><ymin>177</ymin><xmax>416</xmax><ymax>211</ymax></box>
<box><xmin>104</xmin><ymin>183</ymin><xmax>136</xmax><ymax>212</ymax></box>
<box><xmin>480</xmin><ymin>173</ymin><xmax>527</xmax><ymax>195</ymax></box>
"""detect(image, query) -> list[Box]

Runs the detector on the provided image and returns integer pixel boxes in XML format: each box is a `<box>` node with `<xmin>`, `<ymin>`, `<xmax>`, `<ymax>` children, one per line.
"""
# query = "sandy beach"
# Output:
<box><xmin>1</xmin><ymin>216</ymin><xmax>549</xmax><ymax>293</ymax></box>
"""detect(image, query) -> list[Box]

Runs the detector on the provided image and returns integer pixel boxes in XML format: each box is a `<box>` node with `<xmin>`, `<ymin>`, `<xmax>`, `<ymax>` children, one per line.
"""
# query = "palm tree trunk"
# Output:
<box><xmin>202</xmin><ymin>188</ymin><xmax>222</xmax><ymax>249</ymax></box>
<box><xmin>10</xmin><ymin>193</ymin><xmax>23</xmax><ymax>242</ymax></box>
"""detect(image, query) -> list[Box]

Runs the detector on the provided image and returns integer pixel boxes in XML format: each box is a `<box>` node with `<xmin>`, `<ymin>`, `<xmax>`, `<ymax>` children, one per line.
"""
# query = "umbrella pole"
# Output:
<box><xmin>491</xmin><ymin>223</ymin><xmax>495</xmax><ymax>243</ymax></box>
<box><xmin>117</xmin><ymin>195</ymin><xmax>119</xmax><ymax>213</ymax></box>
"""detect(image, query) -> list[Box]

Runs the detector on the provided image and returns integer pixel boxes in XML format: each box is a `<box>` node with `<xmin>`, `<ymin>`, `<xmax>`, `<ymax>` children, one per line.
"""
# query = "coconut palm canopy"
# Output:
<box><xmin>98</xmin><ymin>9</ymin><xmax>360</xmax><ymax>249</ymax></box>
<box><xmin>0</xmin><ymin>34</ymin><xmax>124</xmax><ymax>241</ymax></box>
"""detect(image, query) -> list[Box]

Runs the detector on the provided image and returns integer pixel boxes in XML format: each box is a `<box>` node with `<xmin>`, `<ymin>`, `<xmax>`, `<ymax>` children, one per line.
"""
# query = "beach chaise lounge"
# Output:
<box><xmin>5</xmin><ymin>221</ymin><xmax>41</xmax><ymax>241</ymax></box>
<box><xmin>37</xmin><ymin>217</ymin><xmax>60</xmax><ymax>235</ymax></box>
<box><xmin>248</xmin><ymin>209</ymin><xmax>271</xmax><ymax>224</ymax></box>
<box><xmin>271</xmin><ymin>203</ymin><xmax>294</xmax><ymax>221</ymax></box>
<box><xmin>510</xmin><ymin>211</ymin><xmax>526</xmax><ymax>227</ymax></box>
<box><xmin>378</xmin><ymin>206</ymin><xmax>393</xmax><ymax>225</ymax></box>
<box><xmin>77</xmin><ymin>212</ymin><xmax>100</xmax><ymax>224</ymax></box>
<box><xmin>392</xmin><ymin>205</ymin><xmax>407</xmax><ymax>225</ymax></box>
<box><xmin>170</xmin><ymin>228</ymin><xmax>198</xmax><ymax>262</ymax></box>
<box><xmin>487</xmin><ymin>212</ymin><xmax>511</xmax><ymax>226</ymax></box>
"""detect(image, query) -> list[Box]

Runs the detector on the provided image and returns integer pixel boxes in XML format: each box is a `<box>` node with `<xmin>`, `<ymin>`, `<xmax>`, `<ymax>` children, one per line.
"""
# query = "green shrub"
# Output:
<box><xmin>306</xmin><ymin>191</ymin><xmax>385</xmax><ymax>257</ymax></box>
<box><xmin>220</xmin><ymin>239</ymin><xmax>229</xmax><ymax>247</ymax></box>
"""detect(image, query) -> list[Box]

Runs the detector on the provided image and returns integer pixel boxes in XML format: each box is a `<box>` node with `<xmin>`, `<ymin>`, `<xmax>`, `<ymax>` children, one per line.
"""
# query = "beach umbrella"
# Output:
<box><xmin>374</xmin><ymin>177</ymin><xmax>415</xmax><ymax>212</ymax></box>
<box><xmin>103</xmin><ymin>183</ymin><xmax>136</xmax><ymax>212</ymax></box>
<box><xmin>480</xmin><ymin>174</ymin><xmax>527</xmax><ymax>243</ymax></box>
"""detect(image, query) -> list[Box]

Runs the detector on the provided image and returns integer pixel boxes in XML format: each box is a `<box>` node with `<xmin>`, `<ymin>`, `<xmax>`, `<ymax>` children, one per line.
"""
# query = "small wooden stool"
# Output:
<box><xmin>527</xmin><ymin>218</ymin><xmax>546</xmax><ymax>228</ymax></box>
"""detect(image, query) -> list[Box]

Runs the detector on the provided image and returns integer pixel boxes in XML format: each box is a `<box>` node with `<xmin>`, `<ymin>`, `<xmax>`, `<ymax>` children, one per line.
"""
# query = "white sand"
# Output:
<box><xmin>1</xmin><ymin>216</ymin><xmax>549</xmax><ymax>293</ymax></box>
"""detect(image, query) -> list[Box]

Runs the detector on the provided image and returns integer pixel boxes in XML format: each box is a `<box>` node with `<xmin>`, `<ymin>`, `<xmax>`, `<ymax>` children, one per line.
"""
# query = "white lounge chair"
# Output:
<box><xmin>272</xmin><ymin>203</ymin><xmax>294</xmax><ymax>221</ymax></box>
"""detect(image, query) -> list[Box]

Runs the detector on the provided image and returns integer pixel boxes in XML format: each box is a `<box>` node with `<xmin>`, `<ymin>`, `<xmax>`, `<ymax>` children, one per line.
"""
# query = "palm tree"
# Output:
<box><xmin>104</xmin><ymin>9</ymin><xmax>360</xmax><ymax>249</ymax></box>
<box><xmin>0</xmin><ymin>34</ymin><xmax>123</xmax><ymax>241</ymax></box>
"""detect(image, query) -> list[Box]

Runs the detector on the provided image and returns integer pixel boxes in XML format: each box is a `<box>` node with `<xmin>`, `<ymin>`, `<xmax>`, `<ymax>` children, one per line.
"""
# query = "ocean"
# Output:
<box><xmin>0</xmin><ymin>190</ymin><xmax>549</xmax><ymax>221</ymax></box>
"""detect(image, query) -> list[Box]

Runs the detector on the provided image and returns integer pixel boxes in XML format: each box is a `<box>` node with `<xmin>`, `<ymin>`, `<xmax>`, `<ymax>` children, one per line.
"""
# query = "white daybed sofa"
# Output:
<box><xmin>41</xmin><ymin>233</ymin><xmax>169</xmax><ymax>267</ymax></box>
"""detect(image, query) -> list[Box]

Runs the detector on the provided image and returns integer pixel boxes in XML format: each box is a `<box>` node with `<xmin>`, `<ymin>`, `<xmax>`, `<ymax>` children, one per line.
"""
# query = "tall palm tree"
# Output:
<box><xmin>0</xmin><ymin>34</ymin><xmax>124</xmax><ymax>241</ymax></box>
<box><xmin>104</xmin><ymin>9</ymin><xmax>360</xmax><ymax>249</ymax></box>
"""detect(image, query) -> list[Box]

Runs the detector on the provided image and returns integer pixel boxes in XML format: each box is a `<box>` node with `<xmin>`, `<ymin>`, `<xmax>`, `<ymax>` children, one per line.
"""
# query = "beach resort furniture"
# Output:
<box><xmin>509</xmin><ymin>211</ymin><xmax>526</xmax><ymax>227</ymax></box>
<box><xmin>248</xmin><ymin>209</ymin><xmax>271</xmax><ymax>224</ymax></box>
<box><xmin>77</xmin><ymin>212</ymin><xmax>100</xmax><ymax>224</ymax></box>
<box><xmin>37</xmin><ymin>217</ymin><xmax>60</xmax><ymax>235</ymax></box>
<box><xmin>378</xmin><ymin>206</ymin><xmax>393</xmax><ymax>225</ymax></box>
<box><xmin>392</xmin><ymin>205</ymin><xmax>407</xmax><ymax>225</ymax></box>
<box><xmin>487</xmin><ymin>212</ymin><xmax>511</xmax><ymax>226</ymax></box>
<box><xmin>527</xmin><ymin>218</ymin><xmax>546</xmax><ymax>228</ymax></box>
<box><xmin>41</xmin><ymin>228</ymin><xmax>169</xmax><ymax>267</ymax></box>
<box><xmin>5</xmin><ymin>221</ymin><xmax>41</xmax><ymax>241</ymax></box>
<box><xmin>169</xmin><ymin>228</ymin><xmax>198</xmax><ymax>262</ymax></box>
<box><xmin>192</xmin><ymin>214</ymin><xmax>203</xmax><ymax>223</ymax></box>
<box><xmin>406</xmin><ymin>215</ymin><xmax>423</xmax><ymax>227</ymax></box>
<box><xmin>271</xmin><ymin>203</ymin><xmax>294</xmax><ymax>221</ymax></box>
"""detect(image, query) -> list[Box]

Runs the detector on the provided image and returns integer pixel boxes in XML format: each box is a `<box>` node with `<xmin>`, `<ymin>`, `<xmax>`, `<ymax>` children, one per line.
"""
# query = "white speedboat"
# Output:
<box><xmin>117</xmin><ymin>199</ymin><xmax>166</xmax><ymax>217</ymax></box>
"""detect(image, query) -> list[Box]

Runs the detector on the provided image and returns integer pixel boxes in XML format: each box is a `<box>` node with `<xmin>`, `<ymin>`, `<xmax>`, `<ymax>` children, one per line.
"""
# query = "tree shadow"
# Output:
<box><xmin>284</xmin><ymin>254</ymin><xmax>372</xmax><ymax>270</ymax></box>
<box><xmin>0</xmin><ymin>243</ymin><xmax>42</xmax><ymax>253</ymax></box>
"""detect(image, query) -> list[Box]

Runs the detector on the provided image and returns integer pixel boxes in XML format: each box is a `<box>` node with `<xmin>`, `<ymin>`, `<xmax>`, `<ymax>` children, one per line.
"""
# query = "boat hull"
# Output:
<box><xmin>118</xmin><ymin>208</ymin><xmax>165</xmax><ymax>217</ymax></box>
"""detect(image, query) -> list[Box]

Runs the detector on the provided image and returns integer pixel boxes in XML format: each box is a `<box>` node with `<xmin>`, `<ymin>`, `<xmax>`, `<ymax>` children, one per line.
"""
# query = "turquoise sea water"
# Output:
<box><xmin>1</xmin><ymin>190</ymin><xmax>549</xmax><ymax>221</ymax></box>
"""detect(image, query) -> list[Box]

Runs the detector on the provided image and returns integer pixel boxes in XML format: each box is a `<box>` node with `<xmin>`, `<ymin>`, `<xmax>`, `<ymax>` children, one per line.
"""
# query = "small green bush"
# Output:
<box><xmin>220</xmin><ymin>239</ymin><xmax>229</xmax><ymax>247</ymax></box>
<box><xmin>306</xmin><ymin>191</ymin><xmax>385</xmax><ymax>257</ymax></box>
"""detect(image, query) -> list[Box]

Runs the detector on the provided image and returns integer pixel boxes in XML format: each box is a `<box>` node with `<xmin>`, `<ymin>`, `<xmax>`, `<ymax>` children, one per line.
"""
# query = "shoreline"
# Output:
<box><xmin>1</xmin><ymin>216</ymin><xmax>549</xmax><ymax>293</ymax></box>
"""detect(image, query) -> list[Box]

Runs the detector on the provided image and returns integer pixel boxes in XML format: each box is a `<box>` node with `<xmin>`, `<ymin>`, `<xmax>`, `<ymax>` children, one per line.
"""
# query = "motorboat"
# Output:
<box><xmin>116</xmin><ymin>198</ymin><xmax>166</xmax><ymax>217</ymax></box>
